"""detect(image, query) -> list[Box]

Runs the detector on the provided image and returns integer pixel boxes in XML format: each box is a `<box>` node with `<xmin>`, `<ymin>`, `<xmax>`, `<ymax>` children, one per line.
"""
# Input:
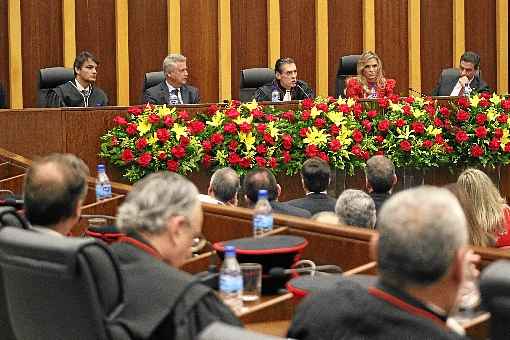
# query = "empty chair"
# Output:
<box><xmin>239</xmin><ymin>68</ymin><xmax>274</xmax><ymax>102</ymax></box>
<box><xmin>335</xmin><ymin>54</ymin><xmax>361</xmax><ymax>98</ymax></box>
<box><xmin>0</xmin><ymin>226</ymin><xmax>130</xmax><ymax>340</ymax></box>
<box><xmin>38</xmin><ymin>67</ymin><xmax>74</xmax><ymax>107</ymax></box>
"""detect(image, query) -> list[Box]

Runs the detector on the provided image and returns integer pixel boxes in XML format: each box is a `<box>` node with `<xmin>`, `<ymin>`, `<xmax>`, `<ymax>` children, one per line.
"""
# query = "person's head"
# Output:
<box><xmin>116</xmin><ymin>172</ymin><xmax>202</xmax><ymax>267</ymax></box>
<box><xmin>365</xmin><ymin>155</ymin><xmax>396</xmax><ymax>194</ymax></box>
<box><xmin>357</xmin><ymin>51</ymin><xmax>384</xmax><ymax>84</ymax></box>
<box><xmin>444</xmin><ymin>183</ymin><xmax>492</xmax><ymax>247</ymax></box>
<box><xmin>274</xmin><ymin>57</ymin><xmax>297</xmax><ymax>90</ymax></box>
<box><xmin>208</xmin><ymin>167</ymin><xmax>240</xmax><ymax>206</ymax></box>
<box><xmin>301</xmin><ymin>157</ymin><xmax>331</xmax><ymax>193</ymax></box>
<box><xmin>23</xmin><ymin>154</ymin><xmax>89</xmax><ymax>233</ymax></box>
<box><xmin>163</xmin><ymin>54</ymin><xmax>188</xmax><ymax>88</ymax></box>
<box><xmin>335</xmin><ymin>189</ymin><xmax>376</xmax><ymax>229</ymax></box>
<box><xmin>312</xmin><ymin>211</ymin><xmax>340</xmax><ymax>225</ymax></box>
<box><xmin>457</xmin><ymin>168</ymin><xmax>507</xmax><ymax>236</ymax></box>
<box><xmin>459</xmin><ymin>51</ymin><xmax>481</xmax><ymax>80</ymax></box>
<box><xmin>376</xmin><ymin>186</ymin><xmax>468</xmax><ymax>313</ymax></box>
<box><xmin>73</xmin><ymin>51</ymin><xmax>100</xmax><ymax>86</ymax></box>
<box><xmin>243</xmin><ymin>168</ymin><xmax>280</xmax><ymax>204</ymax></box>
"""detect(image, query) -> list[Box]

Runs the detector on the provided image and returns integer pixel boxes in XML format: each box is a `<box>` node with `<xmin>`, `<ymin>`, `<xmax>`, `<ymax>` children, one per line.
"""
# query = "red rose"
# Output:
<box><xmin>148</xmin><ymin>114</ymin><xmax>160</xmax><ymax>124</ymax></box>
<box><xmin>207</xmin><ymin>104</ymin><xmax>218</xmax><ymax>116</ymax></box>
<box><xmin>128</xmin><ymin>106</ymin><xmax>143</xmax><ymax>116</ymax></box>
<box><xmin>405</xmin><ymin>96</ymin><xmax>415</xmax><ymax>104</ymax></box>
<box><xmin>505</xmin><ymin>143</ymin><xmax>510</xmax><ymax>153</ymax></box>
<box><xmin>158</xmin><ymin>151</ymin><xmax>167</xmax><ymax>160</ymax></box>
<box><xmin>378</xmin><ymin>98</ymin><xmax>389</xmax><ymax>108</ymax></box>
<box><xmin>113</xmin><ymin>115</ymin><xmax>128</xmax><ymax>126</ymax></box>
<box><xmin>256</xmin><ymin>123</ymin><xmax>267</xmax><ymax>134</ymax></box>
<box><xmin>301</xmin><ymin>110</ymin><xmax>311</xmax><ymax>121</ymax></box>
<box><xmin>155</xmin><ymin>128</ymin><xmax>170</xmax><ymax>143</ymax></box>
<box><xmin>375</xmin><ymin>150</ymin><xmax>384</xmax><ymax>156</ymax></box>
<box><xmin>302</xmin><ymin>98</ymin><xmax>314</xmax><ymax>110</ymax></box>
<box><xmin>433</xmin><ymin>118</ymin><xmax>443</xmax><ymax>127</ymax></box>
<box><xmin>351</xmin><ymin>145</ymin><xmax>363</xmax><ymax>158</ymax></box>
<box><xmin>489</xmin><ymin>139</ymin><xmax>501</xmax><ymax>151</ymax></box>
<box><xmin>255</xmin><ymin>156</ymin><xmax>266</xmax><ymax>167</ymax></box>
<box><xmin>228</xmin><ymin>140</ymin><xmax>238</xmax><ymax>151</ymax></box>
<box><xmin>439</xmin><ymin>107</ymin><xmax>450</xmax><ymax>117</ymax></box>
<box><xmin>470</xmin><ymin>145</ymin><xmax>484</xmax><ymax>158</ymax></box>
<box><xmin>316</xmin><ymin>103</ymin><xmax>328</xmax><ymax>112</ymax></box>
<box><xmin>444</xmin><ymin>144</ymin><xmax>454</xmax><ymax>153</ymax></box>
<box><xmin>330</xmin><ymin>124</ymin><xmax>340</xmax><ymax>136</ymax></box>
<box><xmin>475</xmin><ymin>114</ymin><xmax>487</xmax><ymax>125</ymax></box>
<box><xmin>314</xmin><ymin>117</ymin><xmax>327</xmax><ymax>128</ymax></box>
<box><xmin>425</xmin><ymin>104</ymin><xmax>435</xmax><ymax>116</ymax></box>
<box><xmin>435</xmin><ymin>134</ymin><xmax>444</xmax><ymax>144</ymax></box>
<box><xmin>501</xmin><ymin>99</ymin><xmax>510</xmax><ymax>112</ymax></box>
<box><xmin>126</xmin><ymin>123</ymin><xmax>138</xmax><ymax>135</ymax></box>
<box><xmin>268</xmin><ymin>157</ymin><xmax>278</xmax><ymax>169</ymax></box>
<box><xmin>456</xmin><ymin>110</ymin><xmax>469</xmax><ymax>122</ymax></box>
<box><xmin>224</xmin><ymin>122</ymin><xmax>237</xmax><ymax>134</ymax></box>
<box><xmin>135</xmin><ymin>138</ymin><xmax>148</xmax><ymax>150</ymax></box>
<box><xmin>226</xmin><ymin>108</ymin><xmax>239</xmax><ymax>119</ymax></box>
<box><xmin>495</xmin><ymin>128</ymin><xmax>503</xmax><ymax>139</ymax></box>
<box><xmin>239</xmin><ymin>157</ymin><xmax>251</xmax><ymax>169</ymax></box>
<box><xmin>402</xmin><ymin>105</ymin><xmax>411</xmax><ymax>116</ymax></box>
<box><xmin>211</xmin><ymin>133</ymin><xmax>224</xmax><ymax>145</ymax></box>
<box><xmin>318</xmin><ymin>151</ymin><xmax>329</xmax><ymax>162</ymax></box>
<box><xmin>282</xmin><ymin>134</ymin><xmax>293</xmax><ymax>149</ymax></box>
<box><xmin>399</xmin><ymin>140</ymin><xmax>412</xmax><ymax>152</ymax></box>
<box><xmin>121</xmin><ymin>149</ymin><xmax>134</xmax><ymax>163</ymax></box>
<box><xmin>352</xmin><ymin>129</ymin><xmax>364</xmax><ymax>143</ymax></box>
<box><xmin>377</xmin><ymin>119</ymin><xmax>390</xmax><ymax>132</ymax></box>
<box><xmin>110</xmin><ymin>136</ymin><xmax>119</xmax><ymax>146</ymax></box>
<box><xmin>329</xmin><ymin>139</ymin><xmax>342</xmax><ymax>152</ymax></box>
<box><xmin>479</xmin><ymin>98</ymin><xmax>490</xmax><ymax>108</ymax></box>
<box><xmin>263</xmin><ymin>133</ymin><xmax>275</xmax><ymax>145</ymax></box>
<box><xmin>455</xmin><ymin>131</ymin><xmax>469</xmax><ymax>143</ymax></box>
<box><xmin>166</xmin><ymin>159</ymin><xmax>179</xmax><ymax>172</ymax></box>
<box><xmin>231</xmin><ymin>100</ymin><xmax>241</xmax><ymax>108</ymax></box>
<box><xmin>299</xmin><ymin>128</ymin><xmax>309</xmax><ymax>138</ymax></box>
<box><xmin>481</xmin><ymin>92</ymin><xmax>491</xmax><ymax>100</ymax></box>
<box><xmin>163</xmin><ymin>115</ymin><xmax>174</xmax><ymax>127</ymax></box>
<box><xmin>475</xmin><ymin>126</ymin><xmax>488</xmax><ymax>139</ymax></box>
<box><xmin>239</xmin><ymin>122</ymin><xmax>252</xmax><ymax>133</ymax></box>
<box><xmin>251</xmin><ymin>108</ymin><xmax>264</xmax><ymax>119</ymax></box>
<box><xmin>395</xmin><ymin>118</ymin><xmax>406</xmax><ymax>128</ymax></box>
<box><xmin>171</xmin><ymin>145</ymin><xmax>186</xmax><ymax>159</ymax></box>
<box><xmin>411</xmin><ymin>121</ymin><xmax>425</xmax><ymax>134</ymax></box>
<box><xmin>202</xmin><ymin>154</ymin><xmax>212</xmax><ymax>167</ymax></box>
<box><xmin>282</xmin><ymin>151</ymin><xmax>292</xmax><ymax>163</ymax></box>
<box><xmin>339</xmin><ymin>104</ymin><xmax>350</xmax><ymax>113</ymax></box>
<box><xmin>256</xmin><ymin>144</ymin><xmax>267</xmax><ymax>155</ymax></box>
<box><xmin>137</xmin><ymin>152</ymin><xmax>152</xmax><ymax>168</ymax></box>
<box><xmin>228</xmin><ymin>153</ymin><xmax>241</xmax><ymax>165</ymax></box>
<box><xmin>179</xmin><ymin>136</ymin><xmax>190</xmax><ymax>146</ymax></box>
<box><xmin>375</xmin><ymin>135</ymin><xmax>385</xmax><ymax>144</ymax></box>
<box><xmin>353</xmin><ymin>103</ymin><xmax>363</xmax><ymax>116</ymax></box>
<box><xmin>266</xmin><ymin>114</ymin><xmax>276</xmax><ymax>121</ymax></box>
<box><xmin>362</xmin><ymin>119</ymin><xmax>372</xmax><ymax>132</ymax></box>
<box><xmin>498</xmin><ymin>114</ymin><xmax>508</xmax><ymax>124</ymax></box>
<box><xmin>305</xmin><ymin>145</ymin><xmax>319</xmax><ymax>158</ymax></box>
<box><xmin>457</xmin><ymin>97</ymin><xmax>470</xmax><ymax>109</ymax></box>
<box><xmin>367</xmin><ymin>110</ymin><xmax>378</xmax><ymax>119</ymax></box>
<box><xmin>178</xmin><ymin>110</ymin><xmax>190</xmax><ymax>121</ymax></box>
<box><xmin>422</xmin><ymin>140</ymin><xmax>433</xmax><ymax>149</ymax></box>
<box><xmin>282</xmin><ymin>110</ymin><xmax>294</xmax><ymax>121</ymax></box>
<box><xmin>187</xmin><ymin>120</ymin><xmax>205</xmax><ymax>135</ymax></box>
<box><xmin>202</xmin><ymin>140</ymin><xmax>213</xmax><ymax>151</ymax></box>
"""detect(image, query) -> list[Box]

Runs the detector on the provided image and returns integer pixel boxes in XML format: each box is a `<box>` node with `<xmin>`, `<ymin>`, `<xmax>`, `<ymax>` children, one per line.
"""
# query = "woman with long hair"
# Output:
<box><xmin>457</xmin><ymin>168</ymin><xmax>510</xmax><ymax>248</ymax></box>
<box><xmin>345</xmin><ymin>51</ymin><xmax>396</xmax><ymax>99</ymax></box>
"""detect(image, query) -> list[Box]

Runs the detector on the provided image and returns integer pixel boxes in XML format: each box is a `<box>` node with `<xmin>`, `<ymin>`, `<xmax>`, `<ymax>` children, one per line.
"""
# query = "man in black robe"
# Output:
<box><xmin>46</xmin><ymin>51</ymin><xmax>108</xmax><ymax>107</ymax></box>
<box><xmin>111</xmin><ymin>172</ymin><xmax>241</xmax><ymax>339</ymax></box>
<box><xmin>288</xmin><ymin>186</ymin><xmax>477</xmax><ymax>340</ymax></box>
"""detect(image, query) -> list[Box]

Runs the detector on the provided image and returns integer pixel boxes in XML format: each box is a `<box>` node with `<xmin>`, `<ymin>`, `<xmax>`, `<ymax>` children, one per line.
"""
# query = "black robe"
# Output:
<box><xmin>254</xmin><ymin>80</ymin><xmax>315</xmax><ymax>102</ymax></box>
<box><xmin>46</xmin><ymin>80</ymin><xmax>108</xmax><ymax>107</ymax></box>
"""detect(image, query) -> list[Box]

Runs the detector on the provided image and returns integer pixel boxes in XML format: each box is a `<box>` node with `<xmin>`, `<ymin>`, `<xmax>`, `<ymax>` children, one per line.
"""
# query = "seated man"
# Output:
<box><xmin>432</xmin><ymin>51</ymin><xmax>490</xmax><ymax>96</ymax></box>
<box><xmin>288</xmin><ymin>186</ymin><xmax>472</xmax><ymax>340</ymax></box>
<box><xmin>111</xmin><ymin>172</ymin><xmax>241</xmax><ymax>339</ymax></box>
<box><xmin>335</xmin><ymin>189</ymin><xmax>376</xmax><ymax>229</ymax></box>
<box><xmin>243</xmin><ymin>168</ymin><xmax>310</xmax><ymax>218</ymax></box>
<box><xmin>365</xmin><ymin>155</ymin><xmax>397</xmax><ymax>216</ymax></box>
<box><xmin>23</xmin><ymin>153</ymin><xmax>89</xmax><ymax>236</ymax></box>
<box><xmin>286</xmin><ymin>158</ymin><xmax>336</xmax><ymax>215</ymax></box>
<box><xmin>199</xmin><ymin>167</ymin><xmax>240</xmax><ymax>206</ymax></box>
<box><xmin>47</xmin><ymin>51</ymin><xmax>108</xmax><ymax>107</ymax></box>
<box><xmin>144</xmin><ymin>54</ymin><xmax>200</xmax><ymax>105</ymax></box>
<box><xmin>254</xmin><ymin>57</ymin><xmax>314</xmax><ymax>102</ymax></box>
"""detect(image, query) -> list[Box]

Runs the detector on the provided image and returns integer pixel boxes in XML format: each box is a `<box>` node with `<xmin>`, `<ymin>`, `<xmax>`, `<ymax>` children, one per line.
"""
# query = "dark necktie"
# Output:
<box><xmin>169</xmin><ymin>89</ymin><xmax>180</xmax><ymax>105</ymax></box>
<box><xmin>81</xmin><ymin>89</ymin><xmax>90</xmax><ymax>107</ymax></box>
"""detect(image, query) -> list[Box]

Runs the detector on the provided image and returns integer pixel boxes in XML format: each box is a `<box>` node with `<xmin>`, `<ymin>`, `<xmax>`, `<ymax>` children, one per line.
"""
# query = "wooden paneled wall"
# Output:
<box><xmin>1</xmin><ymin>0</ymin><xmax>508</xmax><ymax>108</ymax></box>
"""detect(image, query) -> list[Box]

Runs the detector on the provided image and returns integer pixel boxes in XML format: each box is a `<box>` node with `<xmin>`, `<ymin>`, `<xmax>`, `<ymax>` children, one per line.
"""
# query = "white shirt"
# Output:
<box><xmin>198</xmin><ymin>194</ymin><xmax>224</xmax><ymax>205</ymax></box>
<box><xmin>166</xmin><ymin>81</ymin><xmax>183</xmax><ymax>104</ymax></box>
<box><xmin>450</xmin><ymin>77</ymin><xmax>474</xmax><ymax>96</ymax></box>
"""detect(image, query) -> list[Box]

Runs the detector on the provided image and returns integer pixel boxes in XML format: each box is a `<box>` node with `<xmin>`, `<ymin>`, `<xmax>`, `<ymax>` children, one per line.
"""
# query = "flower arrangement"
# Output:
<box><xmin>99</xmin><ymin>93</ymin><xmax>510</xmax><ymax>182</ymax></box>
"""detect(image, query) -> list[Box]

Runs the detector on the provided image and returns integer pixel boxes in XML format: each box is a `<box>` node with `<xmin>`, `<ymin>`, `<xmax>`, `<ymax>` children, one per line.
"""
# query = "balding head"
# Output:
<box><xmin>365</xmin><ymin>155</ymin><xmax>396</xmax><ymax>193</ymax></box>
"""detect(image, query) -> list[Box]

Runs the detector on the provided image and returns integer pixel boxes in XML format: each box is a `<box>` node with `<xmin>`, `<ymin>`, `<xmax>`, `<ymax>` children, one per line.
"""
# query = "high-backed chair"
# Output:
<box><xmin>480</xmin><ymin>260</ymin><xmax>510</xmax><ymax>340</ymax></box>
<box><xmin>143</xmin><ymin>71</ymin><xmax>165</xmax><ymax>91</ymax></box>
<box><xmin>38</xmin><ymin>67</ymin><xmax>74</xmax><ymax>107</ymax></box>
<box><xmin>0</xmin><ymin>227</ymin><xmax>130</xmax><ymax>340</ymax></box>
<box><xmin>335</xmin><ymin>54</ymin><xmax>361</xmax><ymax>98</ymax></box>
<box><xmin>239</xmin><ymin>68</ymin><xmax>274</xmax><ymax>102</ymax></box>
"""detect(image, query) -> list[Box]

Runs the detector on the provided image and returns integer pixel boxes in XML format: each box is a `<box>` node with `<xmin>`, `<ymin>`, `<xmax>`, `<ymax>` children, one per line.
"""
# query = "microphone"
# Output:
<box><xmin>268</xmin><ymin>265</ymin><xmax>342</xmax><ymax>278</ymax></box>
<box><xmin>296</xmin><ymin>82</ymin><xmax>312</xmax><ymax>99</ymax></box>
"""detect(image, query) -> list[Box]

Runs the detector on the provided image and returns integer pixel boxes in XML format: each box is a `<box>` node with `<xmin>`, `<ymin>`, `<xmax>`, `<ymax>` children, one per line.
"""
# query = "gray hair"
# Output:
<box><xmin>163</xmin><ymin>53</ymin><xmax>186</xmax><ymax>74</ymax></box>
<box><xmin>335</xmin><ymin>189</ymin><xmax>376</xmax><ymax>229</ymax></box>
<box><xmin>116</xmin><ymin>172</ymin><xmax>199</xmax><ymax>234</ymax></box>
<box><xmin>377</xmin><ymin>186</ymin><xmax>468</xmax><ymax>287</ymax></box>
<box><xmin>365</xmin><ymin>155</ymin><xmax>395</xmax><ymax>193</ymax></box>
<box><xmin>210</xmin><ymin>167</ymin><xmax>240</xmax><ymax>204</ymax></box>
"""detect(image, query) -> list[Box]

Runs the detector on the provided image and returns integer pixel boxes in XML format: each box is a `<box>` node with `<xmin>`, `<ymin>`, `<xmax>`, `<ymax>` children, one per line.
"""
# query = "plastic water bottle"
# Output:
<box><xmin>253</xmin><ymin>189</ymin><xmax>273</xmax><ymax>237</ymax></box>
<box><xmin>271</xmin><ymin>86</ymin><xmax>280</xmax><ymax>102</ymax></box>
<box><xmin>95</xmin><ymin>164</ymin><xmax>112</xmax><ymax>201</ymax></box>
<box><xmin>369</xmin><ymin>85</ymin><xmax>377</xmax><ymax>99</ymax></box>
<box><xmin>219</xmin><ymin>245</ymin><xmax>243</xmax><ymax>313</ymax></box>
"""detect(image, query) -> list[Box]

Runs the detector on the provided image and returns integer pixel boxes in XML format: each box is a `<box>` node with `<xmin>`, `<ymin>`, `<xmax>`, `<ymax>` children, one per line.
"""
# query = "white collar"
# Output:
<box><xmin>306</xmin><ymin>191</ymin><xmax>327</xmax><ymax>196</ymax></box>
<box><xmin>75</xmin><ymin>79</ymin><xmax>91</xmax><ymax>92</ymax></box>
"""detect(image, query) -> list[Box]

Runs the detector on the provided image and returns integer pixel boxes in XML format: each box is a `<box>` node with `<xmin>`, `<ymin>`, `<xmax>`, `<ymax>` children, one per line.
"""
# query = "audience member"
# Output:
<box><xmin>312</xmin><ymin>211</ymin><xmax>340</xmax><ymax>225</ymax></box>
<box><xmin>254</xmin><ymin>57</ymin><xmax>314</xmax><ymax>102</ymax></box>
<box><xmin>243</xmin><ymin>168</ymin><xmax>311</xmax><ymax>218</ymax></box>
<box><xmin>47</xmin><ymin>51</ymin><xmax>108</xmax><ymax>107</ymax></box>
<box><xmin>23</xmin><ymin>153</ymin><xmax>89</xmax><ymax>235</ymax></box>
<box><xmin>112</xmin><ymin>172</ymin><xmax>241</xmax><ymax>339</ymax></box>
<box><xmin>335</xmin><ymin>189</ymin><xmax>376</xmax><ymax>229</ymax></box>
<box><xmin>199</xmin><ymin>167</ymin><xmax>240</xmax><ymax>206</ymax></box>
<box><xmin>457</xmin><ymin>168</ymin><xmax>510</xmax><ymax>248</ymax></box>
<box><xmin>365</xmin><ymin>155</ymin><xmax>397</xmax><ymax>216</ymax></box>
<box><xmin>286</xmin><ymin>158</ymin><xmax>336</xmax><ymax>215</ymax></box>
<box><xmin>432</xmin><ymin>51</ymin><xmax>490</xmax><ymax>96</ymax></box>
<box><xmin>288</xmin><ymin>186</ymin><xmax>473</xmax><ymax>340</ymax></box>
<box><xmin>345</xmin><ymin>51</ymin><xmax>396</xmax><ymax>99</ymax></box>
<box><xmin>144</xmin><ymin>54</ymin><xmax>200</xmax><ymax>105</ymax></box>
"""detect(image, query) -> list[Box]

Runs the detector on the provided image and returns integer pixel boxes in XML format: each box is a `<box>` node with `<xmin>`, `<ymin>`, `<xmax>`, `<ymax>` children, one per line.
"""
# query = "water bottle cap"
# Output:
<box><xmin>258</xmin><ymin>189</ymin><xmax>268</xmax><ymax>199</ymax></box>
<box><xmin>97</xmin><ymin>164</ymin><xmax>106</xmax><ymax>172</ymax></box>
<box><xmin>224</xmin><ymin>245</ymin><xmax>236</xmax><ymax>256</ymax></box>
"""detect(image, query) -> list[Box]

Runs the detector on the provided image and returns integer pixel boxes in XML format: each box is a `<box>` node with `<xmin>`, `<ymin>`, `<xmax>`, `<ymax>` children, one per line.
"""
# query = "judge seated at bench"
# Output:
<box><xmin>144</xmin><ymin>54</ymin><xmax>200</xmax><ymax>105</ymax></box>
<box><xmin>47</xmin><ymin>51</ymin><xmax>108</xmax><ymax>107</ymax></box>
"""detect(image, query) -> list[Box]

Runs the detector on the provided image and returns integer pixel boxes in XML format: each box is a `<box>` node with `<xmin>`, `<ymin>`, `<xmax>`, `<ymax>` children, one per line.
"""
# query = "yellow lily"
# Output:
<box><xmin>267</xmin><ymin>121</ymin><xmax>279</xmax><ymax>138</ymax></box>
<box><xmin>490</xmin><ymin>93</ymin><xmax>501</xmax><ymax>106</ymax></box>
<box><xmin>303</xmin><ymin>127</ymin><xmax>329</xmax><ymax>146</ymax></box>
<box><xmin>412</xmin><ymin>107</ymin><xmax>425</xmax><ymax>119</ymax></box>
<box><xmin>215</xmin><ymin>149</ymin><xmax>227</xmax><ymax>166</ymax></box>
<box><xmin>137</xmin><ymin>118</ymin><xmax>151</xmax><ymax>135</ymax></box>
<box><xmin>425</xmin><ymin>125</ymin><xmax>442</xmax><ymax>137</ymax></box>
<box><xmin>337</xmin><ymin>97</ymin><xmax>347</xmax><ymax>105</ymax></box>
<box><xmin>171</xmin><ymin>123</ymin><xmax>188</xmax><ymax>140</ymax></box>
<box><xmin>500</xmin><ymin>129</ymin><xmax>510</xmax><ymax>149</ymax></box>
<box><xmin>148</xmin><ymin>132</ymin><xmax>158</xmax><ymax>146</ymax></box>
<box><xmin>310</xmin><ymin>106</ymin><xmax>322</xmax><ymax>119</ymax></box>
<box><xmin>487</xmin><ymin>107</ymin><xmax>498</xmax><ymax>121</ymax></box>
<box><xmin>242</xmin><ymin>100</ymin><xmax>258</xmax><ymax>111</ymax></box>
<box><xmin>396</xmin><ymin>125</ymin><xmax>412</xmax><ymax>139</ymax></box>
<box><xmin>326</xmin><ymin>110</ymin><xmax>345</xmax><ymax>126</ymax></box>
<box><xmin>234</xmin><ymin>115</ymin><xmax>253</xmax><ymax>125</ymax></box>
<box><xmin>470</xmin><ymin>94</ymin><xmax>480</xmax><ymax>108</ymax></box>
<box><xmin>207</xmin><ymin>111</ymin><xmax>225</xmax><ymax>127</ymax></box>
<box><xmin>414</xmin><ymin>96</ymin><xmax>425</xmax><ymax>107</ymax></box>
<box><xmin>157</xmin><ymin>105</ymin><xmax>174</xmax><ymax>118</ymax></box>
<box><xmin>347</xmin><ymin>97</ymin><xmax>356</xmax><ymax>107</ymax></box>
<box><xmin>239</xmin><ymin>132</ymin><xmax>256</xmax><ymax>152</ymax></box>
<box><xmin>389</xmin><ymin>102</ymin><xmax>403</xmax><ymax>113</ymax></box>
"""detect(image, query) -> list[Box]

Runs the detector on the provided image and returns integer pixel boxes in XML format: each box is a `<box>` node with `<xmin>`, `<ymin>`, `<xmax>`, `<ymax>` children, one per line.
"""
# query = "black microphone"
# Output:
<box><xmin>296</xmin><ymin>82</ymin><xmax>312</xmax><ymax>99</ymax></box>
<box><xmin>268</xmin><ymin>265</ymin><xmax>342</xmax><ymax>278</ymax></box>
<box><xmin>408</xmin><ymin>87</ymin><xmax>427</xmax><ymax>97</ymax></box>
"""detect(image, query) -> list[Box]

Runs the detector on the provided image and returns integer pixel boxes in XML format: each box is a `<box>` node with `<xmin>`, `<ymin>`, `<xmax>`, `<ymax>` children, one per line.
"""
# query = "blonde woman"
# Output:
<box><xmin>457</xmin><ymin>168</ymin><xmax>510</xmax><ymax>247</ymax></box>
<box><xmin>345</xmin><ymin>51</ymin><xmax>396</xmax><ymax>99</ymax></box>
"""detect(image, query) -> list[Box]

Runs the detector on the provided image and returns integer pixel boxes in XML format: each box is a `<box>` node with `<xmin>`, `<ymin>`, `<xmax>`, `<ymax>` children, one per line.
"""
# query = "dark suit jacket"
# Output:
<box><xmin>431</xmin><ymin>68</ymin><xmax>490</xmax><ymax>96</ymax></box>
<box><xmin>46</xmin><ymin>81</ymin><xmax>108</xmax><ymax>108</ymax></box>
<box><xmin>270</xmin><ymin>201</ymin><xmax>311</xmax><ymax>218</ymax></box>
<box><xmin>143</xmin><ymin>81</ymin><xmax>200</xmax><ymax>105</ymax></box>
<box><xmin>286</xmin><ymin>193</ymin><xmax>336</xmax><ymax>216</ymax></box>
<box><xmin>254</xmin><ymin>80</ymin><xmax>314</xmax><ymax>102</ymax></box>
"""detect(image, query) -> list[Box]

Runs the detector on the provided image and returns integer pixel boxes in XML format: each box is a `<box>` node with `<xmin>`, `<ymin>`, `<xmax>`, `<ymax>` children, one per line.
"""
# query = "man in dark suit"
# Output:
<box><xmin>144</xmin><ymin>54</ymin><xmax>200</xmax><ymax>105</ymax></box>
<box><xmin>431</xmin><ymin>51</ymin><xmax>490</xmax><ymax>96</ymax></box>
<box><xmin>243</xmin><ymin>168</ymin><xmax>311</xmax><ymax>218</ymax></box>
<box><xmin>286</xmin><ymin>157</ymin><xmax>336</xmax><ymax>216</ymax></box>
<box><xmin>365</xmin><ymin>155</ymin><xmax>397</xmax><ymax>217</ymax></box>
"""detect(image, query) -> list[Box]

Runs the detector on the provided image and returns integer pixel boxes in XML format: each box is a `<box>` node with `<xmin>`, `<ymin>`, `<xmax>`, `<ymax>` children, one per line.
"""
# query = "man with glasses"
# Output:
<box><xmin>111</xmin><ymin>172</ymin><xmax>241</xmax><ymax>339</ymax></box>
<box><xmin>254</xmin><ymin>57</ymin><xmax>315</xmax><ymax>102</ymax></box>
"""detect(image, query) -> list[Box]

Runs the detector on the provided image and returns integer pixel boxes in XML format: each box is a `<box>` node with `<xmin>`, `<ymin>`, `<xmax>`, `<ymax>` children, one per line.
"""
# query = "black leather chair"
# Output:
<box><xmin>0</xmin><ymin>206</ymin><xmax>29</xmax><ymax>229</ymax></box>
<box><xmin>239</xmin><ymin>68</ymin><xmax>274</xmax><ymax>102</ymax></box>
<box><xmin>335</xmin><ymin>54</ymin><xmax>361</xmax><ymax>98</ymax></box>
<box><xmin>480</xmin><ymin>260</ymin><xmax>510</xmax><ymax>340</ymax></box>
<box><xmin>143</xmin><ymin>71</ymin><xmax>165</xmax><ymax>91</ymax></box>
<box><xmin>0</xmin><ymin>227</ymin><xmax>130</xmax><ymax>340</ymax></box>
<box><xmin>38</xmin><ymin>67</ymin><xmax>75</xmax><ymax>107</ymax></box>
<box><xmin>198</xmin><ymin>322</ymin><xmax>285</xmax><ymax>340</ymax></box>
